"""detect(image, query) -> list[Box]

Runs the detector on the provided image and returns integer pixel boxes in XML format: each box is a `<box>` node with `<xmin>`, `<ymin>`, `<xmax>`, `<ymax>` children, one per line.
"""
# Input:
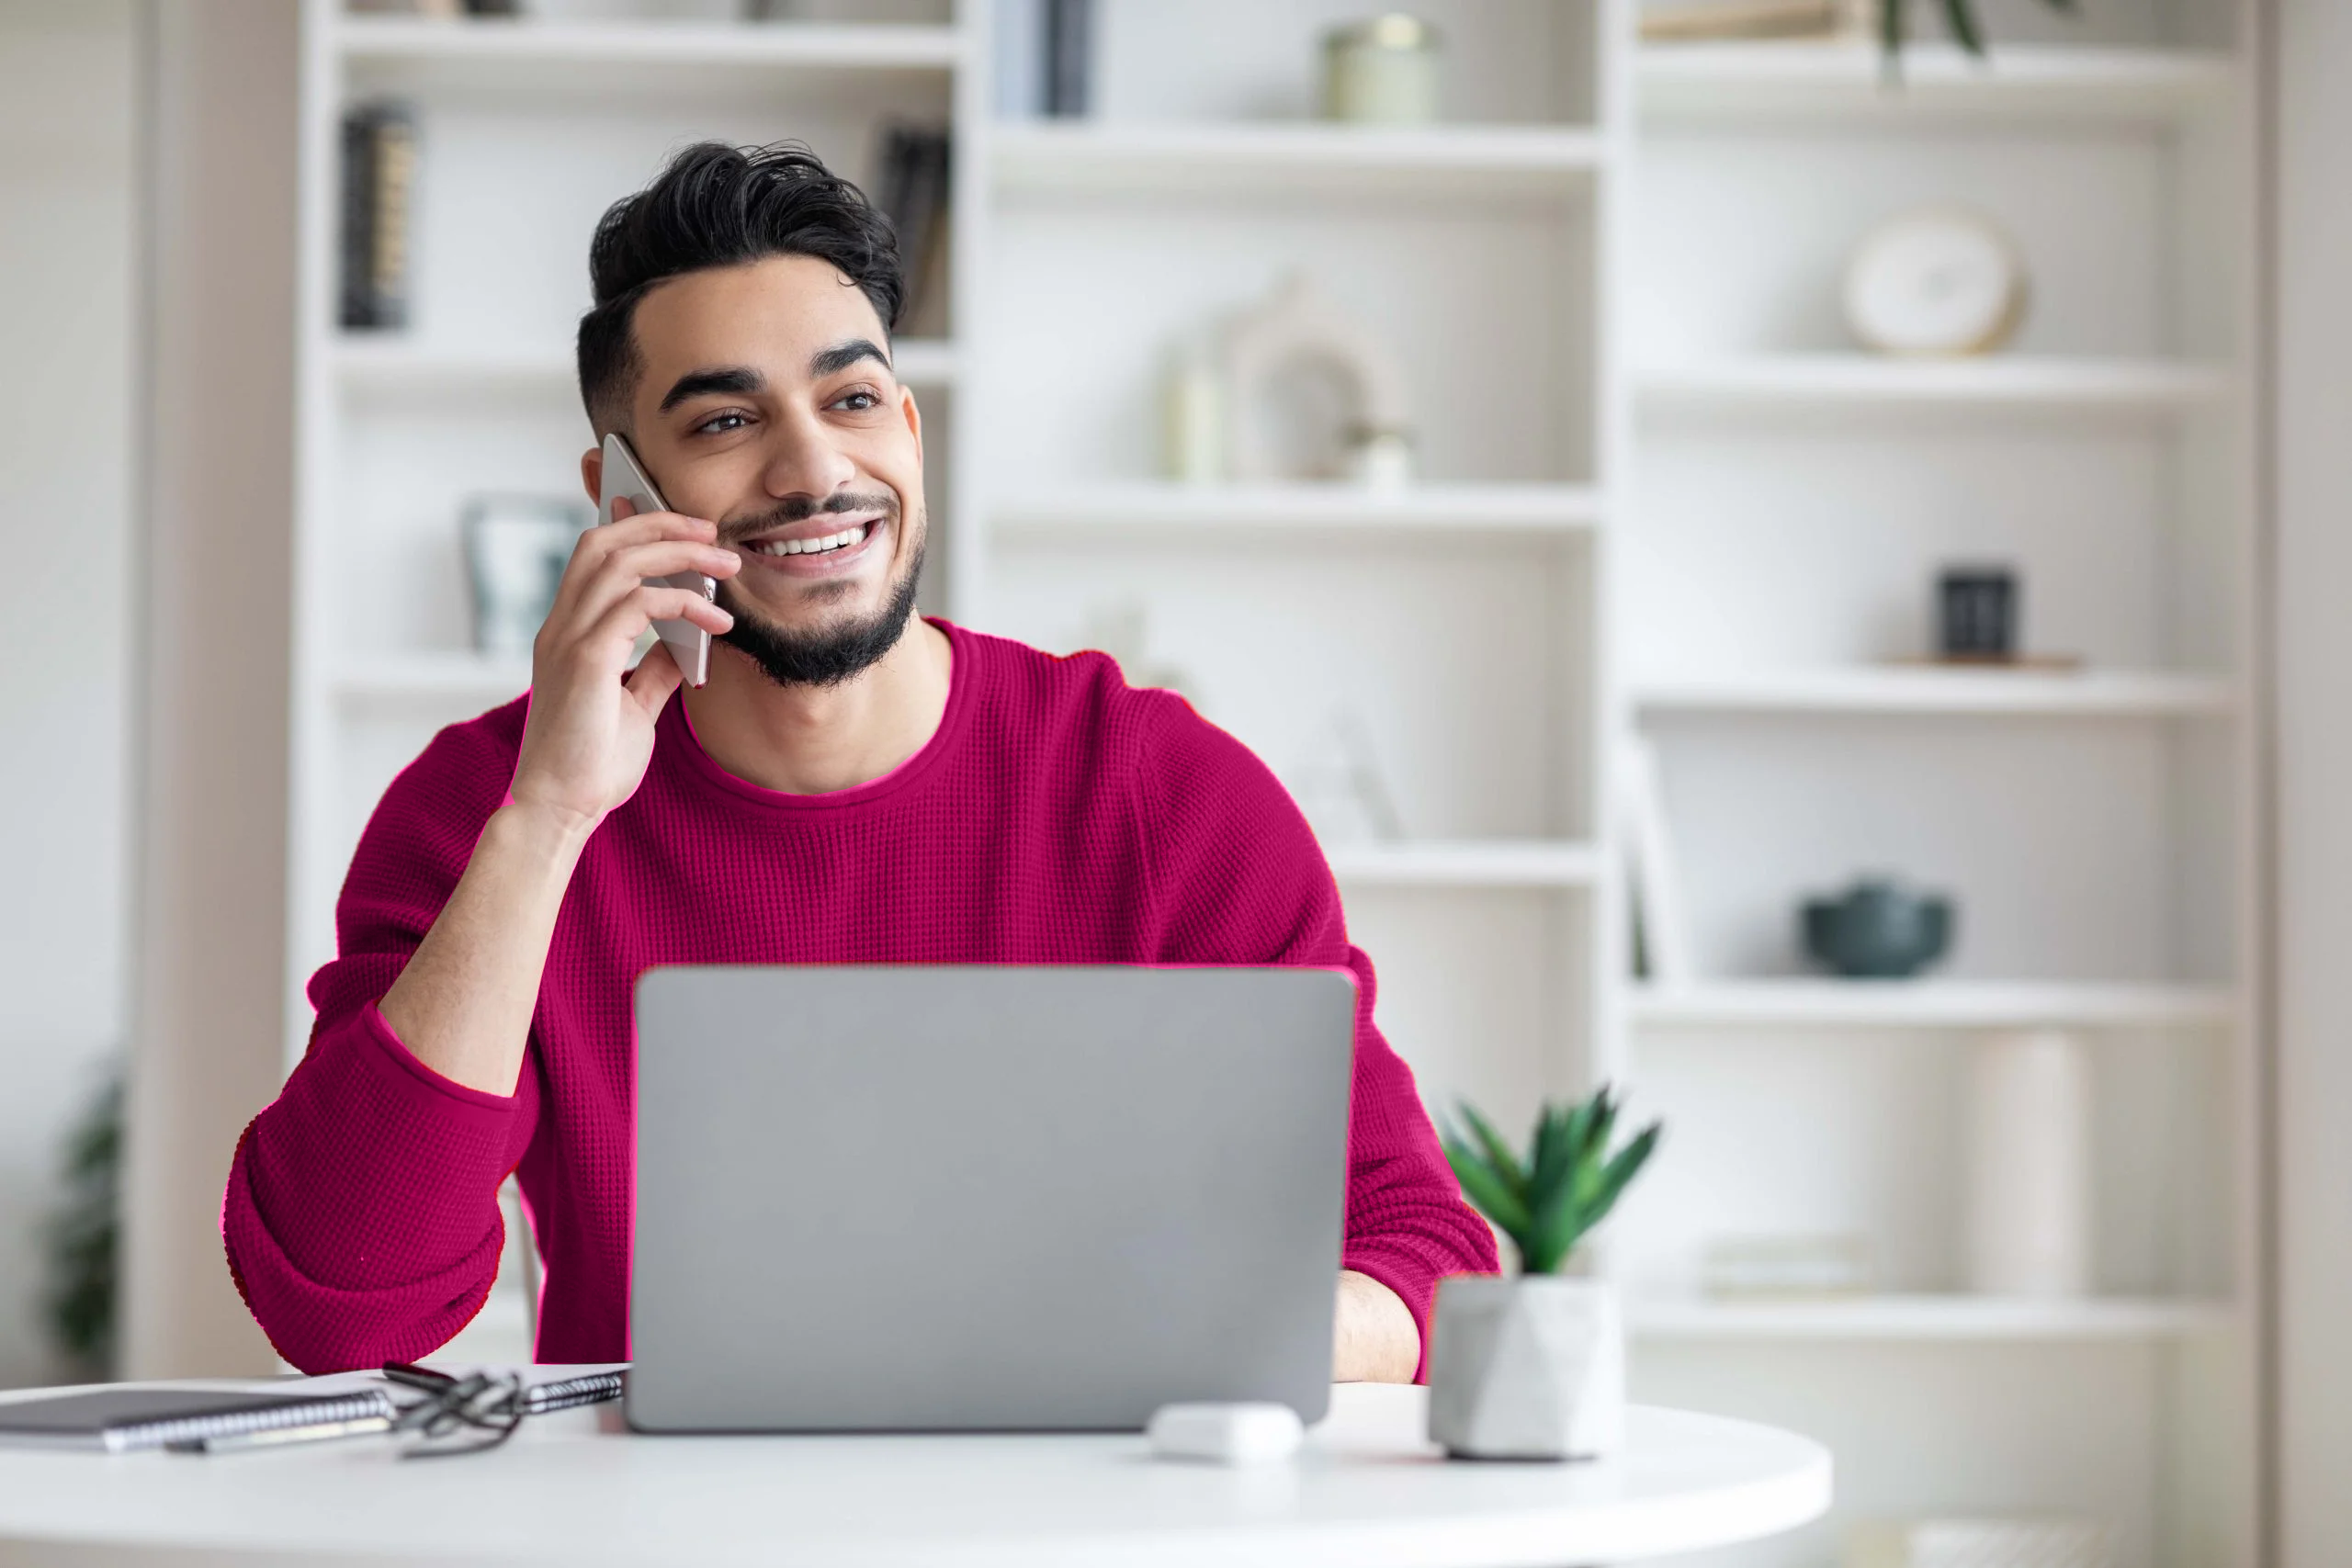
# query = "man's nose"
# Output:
<box><xmin>758</xmin><ymin>404</ymin><xmax>860</xmax><ymax>502</ymax></box>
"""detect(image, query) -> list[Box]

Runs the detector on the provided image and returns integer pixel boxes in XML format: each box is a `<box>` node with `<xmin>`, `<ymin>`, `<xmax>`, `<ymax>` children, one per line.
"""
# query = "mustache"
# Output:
<box><xmin>718</xmin><ymin>491</ymin><xmax>899</xmax><ymax>545</ymax></box>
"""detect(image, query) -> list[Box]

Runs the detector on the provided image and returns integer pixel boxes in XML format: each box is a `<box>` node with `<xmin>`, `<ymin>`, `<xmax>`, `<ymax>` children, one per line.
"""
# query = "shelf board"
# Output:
<box><xmin>1638</xmin><ymin>44</ymin><xmax>2233</xmax><ymax>125</ymax></box>
<box><xmin>992</xmin><ymin>121</ymin><xmax>1602</xmax><ymax>201</ymax></box>
<box><xmin>1636</xmin><ymin>355</ymin><xmax>2235</xmax><ymax>413</ymax></box>
<box><xmin>333</xmin><ymin>336</ymin><xmax>958</xmax><ymax>394</ymax></box>
<box><xmin>332</xmin><ymin>654</ymin><xmax>531</xmax><ymax>713</ymax></box>
<box><xmin>1631</xmin><ymin>980</ymin><xmax>2236</xmax><ymax>1031</ymax></box>
<box><xmin>334</xmin><ymin>16</ymin><xmax>963</xmax><ymax>76</ymax></box>
<box><xmin>1634</xmin><ymin>667</ymin><xmax>2239</xmax><ymax>719</ymax></box>
<box><xmin>1631</xmin><ymin>1294</ymin><xmax>2234</xmax><ymax>1343</ymax></box>
<box><xmin>1325</xmin><ymin>840</ymin><xmax>1599</xmax><ymax>889</ymax></box>
<box><xmin>992</xmin><ymin>482</ymin><xmax>1602</xmax><ymax>541</ymax></box>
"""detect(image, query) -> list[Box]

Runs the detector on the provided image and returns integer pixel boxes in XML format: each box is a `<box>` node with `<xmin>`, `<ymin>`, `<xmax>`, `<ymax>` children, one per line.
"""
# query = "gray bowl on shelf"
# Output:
<box><xmin>1800</xmin><ymin>878</ymin><xmax>1954</xmax><ymax>979</ymax></box>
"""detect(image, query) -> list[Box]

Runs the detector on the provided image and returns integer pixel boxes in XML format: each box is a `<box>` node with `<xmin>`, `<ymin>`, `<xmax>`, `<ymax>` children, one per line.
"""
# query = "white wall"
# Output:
<box><xmin>2272</xmin><ymin>0</ymin><xmax>2352</xmax><ymax>1562</ymax></box>
<box><xmin>0</xmin><ymin>0</ymin><xmax>136</xmax><ymax>1388</ymax></box>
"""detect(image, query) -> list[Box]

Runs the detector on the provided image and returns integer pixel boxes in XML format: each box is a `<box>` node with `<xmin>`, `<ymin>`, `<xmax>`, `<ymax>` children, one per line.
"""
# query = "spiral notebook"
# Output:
<box><xmin>0</xmin><ymin>1386</ymin><xmax>398</xmax><ymax>1453</ymax></box>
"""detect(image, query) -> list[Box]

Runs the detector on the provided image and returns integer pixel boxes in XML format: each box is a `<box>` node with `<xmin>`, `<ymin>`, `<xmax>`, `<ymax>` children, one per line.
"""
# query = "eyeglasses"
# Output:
<box><xmin>377</xmin><ymin>1362</ymin><xmax>625</xmax><ymax>1460</ymax></box>
<box><xmin>382</xmin><ymin>1363</ymin><xmax>528</xmax><ymax>1458</ymax></box>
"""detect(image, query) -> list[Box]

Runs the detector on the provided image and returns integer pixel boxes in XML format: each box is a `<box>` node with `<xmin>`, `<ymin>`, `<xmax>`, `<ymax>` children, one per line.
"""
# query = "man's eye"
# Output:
<box><xmin>831</xmin><ymin>389</ymin><xmax>881</xmax><ymax>412</ymax></box>
<box><xmin>694</xmin><ymin>410</ymin><xmax>752</xmax><ymax>434</ymax></box>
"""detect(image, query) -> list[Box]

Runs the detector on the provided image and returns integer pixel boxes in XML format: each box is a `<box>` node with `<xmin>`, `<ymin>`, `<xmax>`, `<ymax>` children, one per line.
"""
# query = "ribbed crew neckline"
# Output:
<box><xmin>661</xmin><ymin>616</ymin><xmax>972</xmax><ymax>814</ymax></box>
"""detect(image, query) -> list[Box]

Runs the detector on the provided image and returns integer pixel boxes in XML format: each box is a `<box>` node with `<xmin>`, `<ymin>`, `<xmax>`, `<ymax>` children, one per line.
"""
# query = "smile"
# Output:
<box><xmin>751</xmin><ymin>525</ymin><xmax>867</xmax><ymax>557</ymax></box>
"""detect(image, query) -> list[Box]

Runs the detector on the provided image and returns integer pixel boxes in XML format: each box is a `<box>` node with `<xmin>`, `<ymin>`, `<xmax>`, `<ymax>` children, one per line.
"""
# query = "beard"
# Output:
<box><xmin>713</xmin><ymin>500</ymin><xmax>926</xmax><ymax>689</ymax></box>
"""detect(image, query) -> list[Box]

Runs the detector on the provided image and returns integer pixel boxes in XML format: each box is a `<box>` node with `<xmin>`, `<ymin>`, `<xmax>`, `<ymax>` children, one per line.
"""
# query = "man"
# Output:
<box><xmin>223</xmin><ymin>142</ymin><xmax>1496</xmax><ymax>1381</ymax></box>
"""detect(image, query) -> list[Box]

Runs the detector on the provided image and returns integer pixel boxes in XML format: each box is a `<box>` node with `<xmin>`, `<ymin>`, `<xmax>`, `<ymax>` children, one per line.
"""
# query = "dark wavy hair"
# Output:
<box><xmin>575</xmin><ymin>141</ymin><xmax>903</xmax><ymax>434</ymax></box>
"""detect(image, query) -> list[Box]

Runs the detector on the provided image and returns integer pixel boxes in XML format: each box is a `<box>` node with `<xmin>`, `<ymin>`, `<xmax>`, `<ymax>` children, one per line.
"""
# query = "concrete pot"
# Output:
<box><xmin>1426</xmin><ymin>1275</ymin><xmax>1625</xmax><ymax>1461</ymax></box>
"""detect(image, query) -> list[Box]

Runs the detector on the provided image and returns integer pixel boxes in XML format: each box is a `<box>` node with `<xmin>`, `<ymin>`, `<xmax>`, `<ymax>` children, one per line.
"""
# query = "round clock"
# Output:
<box><xmin>1843</xmin><ymin>209</ymin><xmax>2028</xmax><ymax>356</ymax></box>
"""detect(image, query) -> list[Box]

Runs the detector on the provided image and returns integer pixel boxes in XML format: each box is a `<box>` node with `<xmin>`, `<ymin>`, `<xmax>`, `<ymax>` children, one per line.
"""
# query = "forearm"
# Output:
<box><xmin>1333</xmin><ymin>1269</ymin><xmax>1419</xmax><ymax>1383</ymax></box>
<box><xmin>378</xmin><ymin>802</ymin><xmax>594</xmax><ymax>1096</ymax></box>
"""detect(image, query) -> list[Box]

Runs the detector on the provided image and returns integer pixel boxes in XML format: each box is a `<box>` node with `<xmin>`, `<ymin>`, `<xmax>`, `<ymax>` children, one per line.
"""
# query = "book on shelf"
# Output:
<box><xmin>1045</xmin><ymin>0</ymin><xmax>1093</xmax><ymax>117</ymax></box>
<box><xmin>1617</xmin><ymin>733</ymin><xmax>1695</xmax><ymax>985</ymax></box>
<box><xmin>339</xmin><ymin>100</ymin><xmax>417</xmax><ymax>332</ymax></box>
<box><xmin>992</xmin><ymin>0</ymin><xmax>1093</xmax><ymax>118</ymax></box>
<box><xmin>875</xmin><ymin>124</ymin><xmax>952</xmax><ymax>334</ymax></box>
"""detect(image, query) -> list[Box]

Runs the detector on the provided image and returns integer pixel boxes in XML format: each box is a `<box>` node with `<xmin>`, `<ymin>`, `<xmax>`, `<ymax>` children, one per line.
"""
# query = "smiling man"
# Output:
<box><xmin>222</xmin><ymin>143</ymin><xmax>1495</xmax><ymax>1381</ymax></box>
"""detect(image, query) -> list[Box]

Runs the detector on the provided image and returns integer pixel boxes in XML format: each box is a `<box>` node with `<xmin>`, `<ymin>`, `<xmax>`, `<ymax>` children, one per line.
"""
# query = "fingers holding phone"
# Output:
<box><xmin>509</xmin><ymin>499</ymin><xmax>738</xmax><ymax>835</ymax></box>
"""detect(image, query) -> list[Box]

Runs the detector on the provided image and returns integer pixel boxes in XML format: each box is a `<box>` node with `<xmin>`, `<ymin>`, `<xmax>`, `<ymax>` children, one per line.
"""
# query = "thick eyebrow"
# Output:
<box><xmin>808</xmin><ymin>337</ymin><xmax>891</xmax><ymax>379</ymax></box>
<box><xmin>658</xmin><ymin>365</ymin><xmax>764</xmax><ymax>413</ymax></box>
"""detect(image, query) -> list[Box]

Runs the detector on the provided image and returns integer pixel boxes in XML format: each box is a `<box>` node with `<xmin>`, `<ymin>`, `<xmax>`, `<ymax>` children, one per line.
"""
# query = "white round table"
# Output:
<box><xmin>0</xmin><ymin>1382</ymin><xmax>1829</xmax><ymax>1567</ymax></box>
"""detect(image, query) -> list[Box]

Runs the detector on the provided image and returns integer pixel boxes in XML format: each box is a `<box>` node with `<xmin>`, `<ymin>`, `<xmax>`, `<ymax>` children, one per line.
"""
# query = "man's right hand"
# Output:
<box><xmin>377</xmin><ymin>499</ymin><xmax>740</xmax><ymax>1097</ymax></box>
<box><xmin>507</xmin><ymin>497</ymin><xmax>739</xmax><ymax>835</ymax></box>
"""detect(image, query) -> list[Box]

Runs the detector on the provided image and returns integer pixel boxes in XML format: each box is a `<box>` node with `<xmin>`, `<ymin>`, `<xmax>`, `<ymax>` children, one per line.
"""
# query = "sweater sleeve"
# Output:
<box><xmin>1131</xmin><ymin>690</ymin><xmax>1500</xmax><ymax>1380</ymax></box>
<box><xmin>221</xmin><ymin>705</ymin><xmax>539</xmax><ymax>1373</ymax></box>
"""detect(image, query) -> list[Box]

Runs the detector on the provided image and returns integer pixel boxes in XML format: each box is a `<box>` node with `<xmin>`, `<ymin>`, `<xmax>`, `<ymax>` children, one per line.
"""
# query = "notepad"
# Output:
<box><xmin>0</xmin><ymin>1386</ymin><xmax>397</xmax><ymax>1453</ymax></box>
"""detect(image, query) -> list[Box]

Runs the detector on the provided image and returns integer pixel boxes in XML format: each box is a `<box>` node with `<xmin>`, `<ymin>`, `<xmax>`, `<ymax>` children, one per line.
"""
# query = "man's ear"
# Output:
<box><xmin>580</xmin><ymin>446</ymin><xmax>604</xmax><ymax>507</ymax></box>
<box><xmin>900</xmin><ymin>384</ymin><xmax>922</xmax><ymax>466</ymax></box>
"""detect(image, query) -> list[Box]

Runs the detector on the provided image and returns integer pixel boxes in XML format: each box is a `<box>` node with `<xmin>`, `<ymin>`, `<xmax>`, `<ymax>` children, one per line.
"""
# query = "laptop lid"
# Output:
<box><xmin>627</xmin><ymin>964</ymin><xmax>1356</xmax><ymax>1433</ymax></box>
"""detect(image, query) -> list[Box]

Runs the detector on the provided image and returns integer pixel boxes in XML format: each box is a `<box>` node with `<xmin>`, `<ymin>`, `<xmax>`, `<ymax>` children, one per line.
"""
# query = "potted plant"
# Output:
<box><xmin>1428</xmin><ymin>1087</ymin><xmax>1661</xmax><ymax>1461</ymax></box>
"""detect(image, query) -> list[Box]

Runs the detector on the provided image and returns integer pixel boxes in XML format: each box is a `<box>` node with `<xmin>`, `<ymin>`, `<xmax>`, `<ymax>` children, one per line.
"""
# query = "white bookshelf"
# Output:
<box><xmin>279</xmin><ymin>2</ymin><xmax>2263</xmax><ymax>1560</ymax></box>
<box><xmin>1623</xmin><ymin>4</ymin><xmax>2260</xmax><ymax>1563</ymax></box>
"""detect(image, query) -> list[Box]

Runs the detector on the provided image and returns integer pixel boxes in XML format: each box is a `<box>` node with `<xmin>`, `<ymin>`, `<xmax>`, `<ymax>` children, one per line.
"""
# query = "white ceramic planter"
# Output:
<box><xmin>1425</xmin><ymin>1275</ymin><xmax>1625</xmax><ymax>1461</ymax></box>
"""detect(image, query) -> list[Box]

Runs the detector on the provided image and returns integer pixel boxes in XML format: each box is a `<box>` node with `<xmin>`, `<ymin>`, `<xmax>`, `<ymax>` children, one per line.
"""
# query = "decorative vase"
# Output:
<box><xmin>1320</xmin><ymin>14</ymin><xmax>1442</xmax><ymax>125</ymax></box>
<box><xmin>1801</xmin><ymin>877</ymin><xmax>1954</xmax><ymax>978</ymax></box>
<box><xmin>1426</xmin><ymin>1275</ymin><xmax>1624</xmax><ymax>1461</ymax></box>
<box><xmin>1963</xmin><ymin>1029</ymin><xmax>2093</xmax><ymax>1297</ymax></box>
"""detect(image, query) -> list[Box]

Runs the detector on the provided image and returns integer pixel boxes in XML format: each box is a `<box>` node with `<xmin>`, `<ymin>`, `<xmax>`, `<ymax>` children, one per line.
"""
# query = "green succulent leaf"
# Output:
<box><xmin>1939</xmin><ymin>0</ymin><xmax>1987</xmax><ymax>56</ymax></box>
<box><xmin>1528</xmin><ymin>1102</ymin><xmax>1574</xmax><ymax>1201</ymax></box>
<box><xmin>1444</xmin><ymin>1136</ymin><xmax>1533</xmax><ymax>1245</ymax></box>
<box><xmin>1450</xmin><ymin>1086</ymin><xmax>1663</xmax><ymax>1276</ymax></box>
<box><xmin>1581</xmin><ymin>1122</ymin><xmax>1663</xmax><ymax>1235</ymax></box>
<box><xmin>1454</xmin><ymin>1101</ymin><xmax>1529</xmax><ymax>1201</ymax></box>
<box><xmin>1558</xmin><ymin>1095</ymin><xmax>1598</xmax><ymax>1176</ymax></box>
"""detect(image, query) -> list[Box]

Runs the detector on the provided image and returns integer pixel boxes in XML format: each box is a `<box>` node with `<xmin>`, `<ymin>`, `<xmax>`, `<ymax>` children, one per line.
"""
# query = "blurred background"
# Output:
<box><xmin>6</xmin><ymin>0</ymin><xmax>2352</xmax><ymax>1562</ymax></box>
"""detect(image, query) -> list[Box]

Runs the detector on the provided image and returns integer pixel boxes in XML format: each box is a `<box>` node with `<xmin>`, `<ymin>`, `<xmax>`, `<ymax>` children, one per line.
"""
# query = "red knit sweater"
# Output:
<box><xmin>223</xmin><ymin>620</ymin><xmax>1497</xmax><ymax>1377</ymax></box>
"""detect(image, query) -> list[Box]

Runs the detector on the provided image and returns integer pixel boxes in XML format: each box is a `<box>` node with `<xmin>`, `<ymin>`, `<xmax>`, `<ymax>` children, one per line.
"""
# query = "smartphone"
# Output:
<box><xmin>597</xmin><ymin>432</ymin><xmax>716</xmax><ymax>687</ymax></box>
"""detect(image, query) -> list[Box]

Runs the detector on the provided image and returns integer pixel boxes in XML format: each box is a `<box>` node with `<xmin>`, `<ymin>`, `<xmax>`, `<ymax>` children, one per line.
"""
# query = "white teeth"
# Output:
<box><xmin>754</xmin><ymin>524</ymin><xmax>869</xmax><ymax>558</ymax></box>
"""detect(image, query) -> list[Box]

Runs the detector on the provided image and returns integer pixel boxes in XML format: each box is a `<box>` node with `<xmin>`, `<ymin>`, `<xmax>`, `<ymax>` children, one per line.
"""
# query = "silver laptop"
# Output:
<box><xmin>627</xmin><ymin>964</ymin><xmax>1357</xmax><ymax>1433</ymax></box>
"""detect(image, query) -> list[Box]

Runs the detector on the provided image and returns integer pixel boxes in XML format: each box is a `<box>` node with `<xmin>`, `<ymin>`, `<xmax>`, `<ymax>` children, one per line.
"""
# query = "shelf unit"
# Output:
<box><xmin>1623</xmin><ymin>8</ymin><xmax>2259</xmax><ymax>1565</ymax></box>
<box><xmin>280</xmin><ymin>4</ymin><xmax>2264</xmax><ymax>1560</ymax></box>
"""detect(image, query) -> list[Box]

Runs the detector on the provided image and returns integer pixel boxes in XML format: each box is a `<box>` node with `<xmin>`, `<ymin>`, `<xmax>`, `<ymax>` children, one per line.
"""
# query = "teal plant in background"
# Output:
<box><xmin>1883</xmin><ymin>0</ymin><xmax>2078</xmax><ymax>61</ymax></box>
<box><xmin>46</xmin><ymin>1066</ymin><xmax>122</xmax><ymax>1376</ymax></box>
<box><xmin>1441</xmin><ymin>1086</ymin><xmax>1661</xmax><ymax>1276</ymax></box>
